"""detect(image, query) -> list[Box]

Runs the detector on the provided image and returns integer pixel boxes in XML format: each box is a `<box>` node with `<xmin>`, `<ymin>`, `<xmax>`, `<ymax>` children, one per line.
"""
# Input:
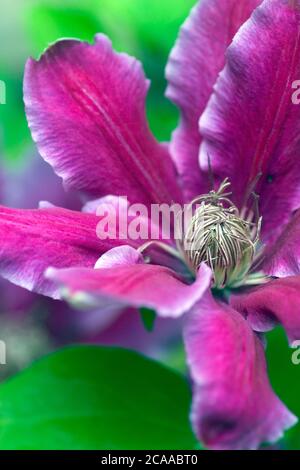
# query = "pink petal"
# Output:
<box><xmin>166</xmin><ymin>0</ymin><xmax>261</xmax><ymax>201</ymax></box>
<box><xmin>24</xmin><ymin>34</ymin><xmax>182</xmax><ymax>205</ymax></box>
<box><xmin>262</xmin><ymin>209</ymin><xmax>300</xmax><ymax>277</ymax></box>
<box><xmin>94</xmin><ymin>245</ymin><xmax>143</xmax><ymax>269</ymax></box>
<box><xmin>200</xmin><ymin>0</ymin><xmax>300</xmax><ymax>242</ymax></box>
<box><xmin>82</xmin><ymin>195</ymin><xmax>130</xmax><ymax>215</ymax></box>
<box><xmin>81</xmin><ymin>194</ymin><xmax>184</xmax><ymax>270</ymax></box>
<box><xmin>231</xmin><ymin>275</ymin><xmax>300</xmax><ymax>343</ymax></box>
<box><xmin>0</xmin><ymin>205</ymin><xmax>130</xmax><ymax>298</ymax></box>
<box><xmin>184</xmin><ymin>291</ymin><xmax>297</xmax><ymax>450</ymax></box>
<box><xmin>46</xmin><ymin>246</ymin><xmax>212</xmax><ymax>317</ymax></box>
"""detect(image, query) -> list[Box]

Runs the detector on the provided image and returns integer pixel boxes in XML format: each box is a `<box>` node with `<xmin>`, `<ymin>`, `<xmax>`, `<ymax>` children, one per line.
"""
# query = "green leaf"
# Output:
<box><xmin>0</xmin><ymin>346</ymin><xmax>196</xmax><ymax>450</ymax></box>
<box><xmin>140</xmin><ymin>307</ymin><xmax>156</xmax><ymax>332</ymax></box>
<box><xmin>266</xmin><ymin>328</ymin><xmax>300</xmax><ymax>449</ymax></box>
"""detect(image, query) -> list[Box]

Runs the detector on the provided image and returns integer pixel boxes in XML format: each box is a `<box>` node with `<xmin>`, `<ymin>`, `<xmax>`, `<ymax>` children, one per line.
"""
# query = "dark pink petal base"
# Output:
<box><xmin>184</xmin><ymin>290</ymin><xmax>297</xmax><ymax>450</ymax></box>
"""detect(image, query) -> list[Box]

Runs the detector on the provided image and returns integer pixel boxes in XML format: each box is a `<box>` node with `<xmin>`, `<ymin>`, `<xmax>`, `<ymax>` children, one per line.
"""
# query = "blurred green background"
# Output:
<box><xmin>0</xmin><ymin>0</ymin><xmax>195</xmax><ymax>165</ymax></box>
<box><xmin>0</xmin><ymin>0</ymin><xmax>299</xmax><ymax>450</ymax></box>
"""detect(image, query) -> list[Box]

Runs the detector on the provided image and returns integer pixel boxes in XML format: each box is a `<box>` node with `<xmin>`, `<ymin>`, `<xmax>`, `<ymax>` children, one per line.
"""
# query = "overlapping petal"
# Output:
<box><xmin>231</xmin><ymin>275</ymin><xmax>300</xmax><ymax>343</ymax></box>
<box><xmin>200</xmin><ymin>0</ymin><xmax>300</xmax><ymax>242</ymax></box>
<box><xmin>0</xmin><ymin>205</ymin><xmax>128</xmax><ymax>298</ymax></box>
<box><xmin>166</xmin><ymin>0</ymin><xmax>261</xmax><ymax>200</ymax></box>
<box><xmin>262</xmin><ymin>209</ymin><xmax>300</xmax><ymax>277</ymax></box>
<box><xmin>184</xmin><ymin>290</ymin><xmax>296</xmax><ymax>449</ymax></box>
<box><xmin>82</xmin><ymin>194</ymin><xmax>187</xmax><ymax>271</ymax></box>
<box><xmin>24</xmin><ymin>34</ymin><xmax>182</xmax><ymax>206</ymax></box>
<box><xmin>46</xmin><ymin>246</ymin><xmax>212</xmax><ymax>317</ymax></box>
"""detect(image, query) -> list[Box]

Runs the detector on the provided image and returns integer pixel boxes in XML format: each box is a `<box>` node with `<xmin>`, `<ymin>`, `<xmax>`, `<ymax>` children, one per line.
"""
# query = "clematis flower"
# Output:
<box><xmin>0</xmin><ymin>153</ymin><xmax>81</xmax><ymax>312</ymax></box>
<box><xmin>1</xmin><ymin>0</ymin><xmax>300</xmax><ymax>449</ymax></box>
<box><xmin>1</xmin><ymin>156</ymin><xmax>177</xmax><ymax>353</ymax></box>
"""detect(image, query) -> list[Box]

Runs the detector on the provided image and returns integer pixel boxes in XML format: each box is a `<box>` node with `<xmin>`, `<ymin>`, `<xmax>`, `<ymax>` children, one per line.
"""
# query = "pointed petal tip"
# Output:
<box><xmin>231</xmin><ymin>276</ymin><xmax>300</xmax><ymax>344</ymax></box>
<box><xmin>184</xmin><ymin>292</ymin><xmax>297</xmax><ymax>449</ymax></box>
<box><xmin>38</xmin><ymin>200</ymin><xmax>55</xmax><ymax>209</ymax></box>
<box><xmin>23</xmin><ymin>31</ymin><xmax>178</xmax><ymax>204</ymax></box>
<box><xmin>45</xmin><ymin>266</ymin><xmax>57</xmax><ymax>279</ymax></box>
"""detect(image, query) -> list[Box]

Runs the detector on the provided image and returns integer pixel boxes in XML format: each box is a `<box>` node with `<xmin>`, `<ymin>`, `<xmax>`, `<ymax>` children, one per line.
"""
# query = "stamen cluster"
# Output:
<box><xmin>179</xmin><ymin>180</ymin><xmax>261</xmax><ymax>289</ymax></box>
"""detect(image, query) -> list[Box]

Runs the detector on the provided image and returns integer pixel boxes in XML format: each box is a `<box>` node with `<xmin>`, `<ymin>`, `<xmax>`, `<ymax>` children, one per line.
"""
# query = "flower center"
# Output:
<box><xmin>178</xmin><ymin>179</ymin><xmax>261</xmax><ymax>289</ymax></box>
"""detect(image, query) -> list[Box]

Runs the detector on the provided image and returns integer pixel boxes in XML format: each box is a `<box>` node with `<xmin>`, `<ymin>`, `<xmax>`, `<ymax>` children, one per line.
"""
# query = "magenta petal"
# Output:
<box><xmin>200</xmin><ymin>0</ymin><xmax>300</xmax><ymax>242</ymax></box>
<box><xmin>24</xmin><ymin>34</ymin><xmax>182</xmax><ymax>205</ymax></box>
<box><xmin>0</xmin><ymin>205</ymin><xmax>125</xmax><ymax>298</ymax></box>
<box><xmin>46</xmin><ymin>247</ymin><xmax>212</xmax><ymax>317</ymax></box>
<box><xmin>166</xmin><ymin>0</ymin><xmax>261</xmax><ymax>200</ymax></box>
<box><xmin>262</xmin><ymin>210</ymin><xmax>300</xmax><ymax>277</ymax></box>
<box><xmin>82</xmin><ymin>195</ymin><xmax>130</xmax><ymax>215</ymax></box>
<box><xmin>94</xmin><ymin>245</ymin><xmax>143</xmax><ymax>269</ymax></box>
<box><xmin>184</xmin><ymin>291</ymin><xmax>296</xmax><ymax>450</ymax></box>
<box><xmin>231</xmin><ymin>276</ymin><xmax>300</xmax><ymax>343</ymax></box>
